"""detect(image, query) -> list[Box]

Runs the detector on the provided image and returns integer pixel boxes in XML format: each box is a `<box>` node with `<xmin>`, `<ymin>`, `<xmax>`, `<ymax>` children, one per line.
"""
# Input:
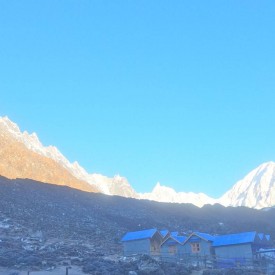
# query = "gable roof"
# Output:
<box><xmin>212</xmin><ymin>231</ymin><xmax>257</xmax><ymax>247</ymax></box>
<box><xmin>121</xmin><ymin>228</ymin><xmax>158</xmax><ymax>242</ymax></box>
<box><xmin>160</xmin><ymin>230</ymin><xmax>169</xmax><ymax>238</ymax></box>
<box><xmin>174</xmin><ymin>235</ymin><xmax>187</xmax><ymax>244</ymax></box>
<box><xmin>161</xmin><ymin>235</ymin><xmax>186</xmax><ymax>246</ymax></box>
<box><xmin>183</xmin><ymin>232</ymin><xmax>215</xmax><ymax>245</ymax></box>
<box><xmin>194</xmin><ymin>232</ymin><xmax>215</xmax><ymax>242</ymax></box>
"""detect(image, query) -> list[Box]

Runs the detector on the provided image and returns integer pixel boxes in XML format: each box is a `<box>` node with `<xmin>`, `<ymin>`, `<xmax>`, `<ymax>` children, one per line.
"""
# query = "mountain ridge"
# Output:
<box><xmin>0</xmin><ymin>116</ymin><xmax>275</xmax><ymax>209</ymax></box>
<box><xmin>0</xmin><ymin>116</ymin><xmax>138</xmax><ymax>198</ymax></box>
<box><xmin>0</xmin><ymin>117</ymin><xmax>98</xmax><ymax>193</ymax></box>
<box><xmin>139</xmin><ymin>182</ymin><xmax>216</xmax><ymax>207</ymax></box>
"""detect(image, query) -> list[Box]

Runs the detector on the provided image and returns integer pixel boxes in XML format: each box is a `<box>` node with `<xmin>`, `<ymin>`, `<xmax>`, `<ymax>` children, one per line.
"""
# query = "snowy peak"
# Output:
<box><xmin>0</xmin><ymin>116</ymin><xmax>137</xmax><ymax>197</ymax></box>
<box><xmin>1</xmin><ymin>116</ymin><xmax>275</xmax><ymax>209</ymax></box>
<box><xmin>220</xmin><ymin>162</ymin><xmax>275</xmax><ymax>209</ymax></box>
<box><xmin>140</xmin><ymin>182</ymin><xmax>216</xmax><ymax>207</ymax></box>
<box><xmin>139</xmin><ymin>162</ymin><xmax>275</xmax><ymax>209</ymax></box>
<box><xmin>109</xmin><ymin>175</ymin><xmax>137</xmax><ymax>198</ymax></box>
<box><xmin>0</xmin><ymin>116</ymin><xmax>212</xmax><ymax>205</ymax></box>
<box><xmin>152</xmin><ymin>182</ymin><xmax>176</xmax><ymax>194</ymax></box>
<box><xmin>0</xmin><ymin>116</ymin><xmax>21</xmax><ymax>134</ymax></box>
<box><xmin>0</xmin><ymin>116</ymin><xmax>63</xmax><ymax>163</ymax></box>
<box><xmin>0</xmin><ymin>116</ymin><xmax>97</xmax><ymax>192</ymax></box>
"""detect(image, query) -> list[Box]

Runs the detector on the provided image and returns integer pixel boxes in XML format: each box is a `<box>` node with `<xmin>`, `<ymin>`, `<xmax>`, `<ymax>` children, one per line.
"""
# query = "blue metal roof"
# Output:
<box><xmin>212</xmin><ymin>232</ymin><xmax>257</xmax><ymax>247</ymax></box>
<box><xmin>174</xmin><ymin>235</ymin><xmax>187</xmax><ymax>244</ymax></box>
<box><xmin>160</xmin><ymin>230</ymin><xmax>169</xmax><ymax>237</ymax></box>
<box><xmin>121</xmin><ymin>228</ymin><xmax>157</xmax><ymax>242</ymax></box>
<box><xmin>161</xmin><ymin>235</ymin><xmax>186</xmax><ymax>246</ymax></box>
<box><xmin>162</xmin><ymin>237</ymin><xmax>179</xmax><ymax>246</ymax></box>
<box><xmin>194</xmin><ymin>232</ymin><xmax>215</xmax><ymax>242</ymax></box>
<box><xmin>266</xmin><ymin>234</ymin><xmax>271</xmax><ymax>241</ymax></box>
<box><xmin>171</xmin><ymin>231</ymin><xmax>178</xmax><ymax>236</ymax></box>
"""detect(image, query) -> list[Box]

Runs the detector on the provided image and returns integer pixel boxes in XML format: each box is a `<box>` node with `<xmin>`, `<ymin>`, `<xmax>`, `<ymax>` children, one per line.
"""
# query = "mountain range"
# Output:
<box><xmin>0</xmin><ymin>116</ymin><xmax>274</xmax><ymax>209</ymax></box>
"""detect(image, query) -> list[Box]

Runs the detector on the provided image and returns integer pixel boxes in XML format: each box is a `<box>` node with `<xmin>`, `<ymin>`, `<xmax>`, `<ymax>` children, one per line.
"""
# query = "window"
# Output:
<box><xmin>168</xmin><ymin>245</ymin><xmax>177</xmax><ymax>254</ymax></box>
<box><xmin>191</xmin><ymin>243</ymin><xmax>200</xmax><ymax>253</ymax></box>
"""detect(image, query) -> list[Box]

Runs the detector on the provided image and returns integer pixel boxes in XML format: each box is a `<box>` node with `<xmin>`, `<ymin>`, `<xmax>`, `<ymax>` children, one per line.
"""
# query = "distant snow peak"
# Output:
<box><xmin>155</xmin><ymin>182</ymin><xmax>161</xmax><ymax>188</ymax></box>
<box><xmin>219</xmin><ymin>161</ymin><xmax>275</xmax><ymax>209</ymax></box>
<box><xmin>113</xmin><ymin>174</ymin><xmax>123</xmax><ymax>181</ymax></box>
<box><xmin>152</xmin><ymin>182</ymin><xmax>173</xmax><ymax>192</ymax></box>
<box><xmin>140</xmin><ymin>182</ymin><xmax>216</xmax><ymax>207</ymax></box>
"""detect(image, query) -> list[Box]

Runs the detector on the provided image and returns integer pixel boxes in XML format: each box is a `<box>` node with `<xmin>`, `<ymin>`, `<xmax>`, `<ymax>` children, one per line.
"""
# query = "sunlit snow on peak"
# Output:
<box><xmin>1</xmin><ymin>116</ymin><xmax>275</xmax><ymax>209</ymax></box>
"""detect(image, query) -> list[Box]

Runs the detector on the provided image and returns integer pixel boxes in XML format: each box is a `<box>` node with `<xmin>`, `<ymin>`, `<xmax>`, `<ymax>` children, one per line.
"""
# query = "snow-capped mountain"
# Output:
<box><xmin>140</xmin><ymin>182</ymin><xmax>216</xmax><ymax>207</ymax></box>
<box><xmin>0</xmin><ymin>116</ymin><xmax>137</xmax><ymax>197</ymax></box>
<box><xmin>0</xmin><ymin>117</ymin><xmax>97</xmax><ymax>192</ymax></box>
<box><xmin>0</xmin><ymin>116</ymin><xmax>209</xmax><ymax>205</ymax></box>
<box><xmin>1</xmin><ymin>116</ymin><xmax>275</xmax><ymax>209</ymax></box>
<box><xmin>219</xmin><ymin>161</ymin><xmax>275</xmax><ymax>209</ymax></box>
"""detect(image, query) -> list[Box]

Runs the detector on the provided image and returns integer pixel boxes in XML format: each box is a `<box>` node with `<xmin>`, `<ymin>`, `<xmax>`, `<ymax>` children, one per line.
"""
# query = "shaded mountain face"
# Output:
<box><xmin>0</xmin><ymin>177</ymin><xmax>275</xmax><ymax>270</ymax></box>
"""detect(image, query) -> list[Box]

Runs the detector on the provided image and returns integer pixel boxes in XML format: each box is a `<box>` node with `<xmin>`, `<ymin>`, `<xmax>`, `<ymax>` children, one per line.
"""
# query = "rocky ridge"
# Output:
<box><xmin>1</xmin><ymin>116</ymin><xmax>275</xmax><ymax>209</ymax></box>
<box><xmin>0</xmin><ymin>120</ymin><xmax>97</xmax><ymax>193</ymax></box>
<box><xmin>0</xmin><ymin>116</ymin><xmax>136</xmax><ymax>198</ymax></box>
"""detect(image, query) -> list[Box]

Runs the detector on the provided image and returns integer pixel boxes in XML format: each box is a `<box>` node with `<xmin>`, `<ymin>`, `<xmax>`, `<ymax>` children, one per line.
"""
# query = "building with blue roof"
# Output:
<box><xmin>194</xmin><ymin>232</ymin><xmax>215</xmax><ymax>242</ymax></box>
<box><xmin>212</xmin><ymin>231</ymin><xmax>257</xmax><ymax>247</ymax></box>
<box><xmin>160</xmin><ymin>229</ymin><xmax>170</xmax><ymax>241</ymax></box>
<box><xmin>213</xmin><ymin>231</ymin><xmax>259</xmax><ymax>267</ymax></box>
<box><xmin>121</xmin><ymin>228</ymin><xmax>273</xmax><ymax>268</ymax></box>
<box><xmin>160</xmin><ymin>235</ymin><xmax>187</xmax><ymax>262</ymax></box>
<box><xmin>174</xmin><ymin>235</ymin><xmax>187</xmax><ymax>244</ymax></box>
<box><xmin>121</xmin><ymin>228</ymin><xmax>163</xmax><ymax>256</ymax></box>
<box><xmin>181</xmin><ymin>232</ymin><xmax>215</xmax><ymax>259</ymax></box>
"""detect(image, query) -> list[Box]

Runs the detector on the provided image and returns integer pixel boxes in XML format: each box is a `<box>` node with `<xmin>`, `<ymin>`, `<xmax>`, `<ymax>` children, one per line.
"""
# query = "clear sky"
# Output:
<box><xmin>1</xmin><ymin>1</ymin><xmax>275</xmax><ymax>198</ymax></box>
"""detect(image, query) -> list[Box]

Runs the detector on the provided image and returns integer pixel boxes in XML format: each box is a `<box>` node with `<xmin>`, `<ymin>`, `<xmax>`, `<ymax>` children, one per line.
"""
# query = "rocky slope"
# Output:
<box><xmin>0</xmin><ymin>177</ymin><xmax>274</xmax><ymax>272</ymax></box>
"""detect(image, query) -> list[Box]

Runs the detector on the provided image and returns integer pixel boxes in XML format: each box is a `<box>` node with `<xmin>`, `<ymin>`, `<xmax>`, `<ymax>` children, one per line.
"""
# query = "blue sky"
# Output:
<box><xmin>1</xmin><ymin>1</ymin><xmax>275</xmax><ymax>197</ymax></box>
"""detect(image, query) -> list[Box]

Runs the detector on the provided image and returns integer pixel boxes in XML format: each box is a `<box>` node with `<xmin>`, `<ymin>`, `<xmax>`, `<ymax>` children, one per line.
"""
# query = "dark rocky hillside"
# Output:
<box><xmin>0</xmin><ymin>176</ymin><xmax>275</xmax><ymax>273</ymax></box>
